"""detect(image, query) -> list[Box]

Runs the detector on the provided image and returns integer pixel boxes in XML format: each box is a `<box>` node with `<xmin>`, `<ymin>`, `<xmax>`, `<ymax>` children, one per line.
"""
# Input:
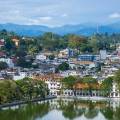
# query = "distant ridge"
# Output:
<box><xmin>0</xmin><ymin>22</ymin><xmax>120</xmax><ymax>36</ymax></box>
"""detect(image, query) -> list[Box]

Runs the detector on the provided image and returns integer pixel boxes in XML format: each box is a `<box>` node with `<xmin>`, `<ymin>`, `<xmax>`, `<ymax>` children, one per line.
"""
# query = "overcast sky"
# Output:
<box><xmin>0</xmin><ymin>0</ymin><xmax>120</xmax><ymax>26</ymax></box>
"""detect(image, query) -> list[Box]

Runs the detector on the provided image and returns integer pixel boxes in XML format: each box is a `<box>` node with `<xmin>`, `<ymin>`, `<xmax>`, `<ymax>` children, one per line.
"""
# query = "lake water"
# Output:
<box><xmin>0</xmin><ymin>98</ymin><xmax>120</xmax><ymax>120</ymax></box>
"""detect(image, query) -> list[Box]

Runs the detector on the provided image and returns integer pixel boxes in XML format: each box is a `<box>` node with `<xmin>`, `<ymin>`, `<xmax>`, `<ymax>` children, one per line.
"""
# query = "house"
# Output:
<box><xmin>13</xmin><ymin>71</ymin><xmax>29</xmax><ymax>80</ymax></box>
<box><xmin>60</xmin><ymin>70</ymin><xmax>80</xmax><ymax>77</ymax></box>
<box><xmin>32</xmin><ymin>74</ymin><xmax>63</xmax><ymax>96</ymax></box>
<box><xmin>12</xmin><ymin>38</ymin><xmax>19</xmax><ymax>47</ymax></box>
<box><xmin>58</xmin><ymin>48</ymin><xmax>74</xmax><ymax>58</ymax></box>
<box><xmin>110</xmin><ymin>82</ymin><xmax>120</xmax><ymax>98</ymax></box>
<box><xmin>36</xmin><ymin>54</ymin><xmax>47</xmax><ymax>61</ymax></box>
<box><xmin>72</xmin><ymin>60</ymin><xmax>96</xmax><ymax>69</ymax></box>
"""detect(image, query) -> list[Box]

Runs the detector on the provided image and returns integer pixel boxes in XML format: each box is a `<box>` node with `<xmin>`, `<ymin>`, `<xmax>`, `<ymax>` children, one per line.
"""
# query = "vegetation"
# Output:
<box><xmin>0</xmin><ymin>78</ymin><xmax>49</xmax><ymax>104</ymax></box>
<box><xmin>1</xmin><ymin>30</ymin><xmax>120</xmax><ymax>58</ymax></box>
<box><xmin>62</xmin><ymin>76</ymin><xmax>76</xmax><ymax>90</ymax></box>
<box><xmin>101</xmin><ymin>77</ymin><xmax>113</xmax><ymax>96</ymax></box>
<box><xmin>56</xmin><ymin>62</ymin><xmax>69</xmax><ymax>72</ymax></box>
<box><xmin>114</xmin><ymin>70</ymin><xmax>120</xmax><ymax>90</ymax></box>
<box><xmin>62</xmin><ymin>76</ymin><xmax>99</xmax><ymax>96</ymax></box>
<box><xmin>61</xmin><ymin>75</ymin><xmax>114</xmax><ymax>97</ymax></box>
<box><xmin>0</xmin><ymin>62</ymin><xmax>8</xmax><ymax>70</ymax></box>
<box><xmin>0</xmin><ymin>99</ymin><xmax>116</xmax><ymax>120</ymax></box>
<box><xmin>82</xmin><ymin>76</ymin><xmax>98</xmax><ymax>96</ymax></box>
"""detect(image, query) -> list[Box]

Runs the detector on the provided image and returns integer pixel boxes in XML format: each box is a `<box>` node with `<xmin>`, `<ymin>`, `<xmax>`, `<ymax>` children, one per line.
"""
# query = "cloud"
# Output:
<box><xmin>38</xmin><ymin>16</ymin><xmax>52</xmax><ymax>21</ymax></box>
<box><xmin>27</xmin><ymin>16</ymin><xmax>53</xmax><ymax>25</ymax></box>
<box><xmin>0</xmin><ymin>0</ymin><xmax>120</xmax><ymax>26</ymax></box>
<box><xmin>61</xmin><ymin>14</ymin><xmax>68</xmax><ymax>17</ymax></box>
<box><xmin>109</xmin><ymin>13</ymin><xmax>120</xmax><ymax>19</ymax></box>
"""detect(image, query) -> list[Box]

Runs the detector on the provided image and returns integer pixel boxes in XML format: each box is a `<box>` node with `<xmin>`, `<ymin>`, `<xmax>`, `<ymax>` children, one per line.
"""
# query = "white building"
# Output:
<box><xmin>46</xmin><ymin>80</ymin><xmax>61</xmax><ymax>96</ymax></box>
<box><xmin>32</xmin><ymin>74</ymin><xmax>62</xmax><ymax>96</ymax></box>
<box><xmin>110</xmin><ymin>82</ymin><xmax>120</xmax><ymax>98</ymax></box>
<box><xmin>13</xmin><ymin>72</ymin><xmax>29</xmax><ymax>80</ymax></box>
<box><xmin>58</xmin><ymin>48</ymin><xmax>74</xmax><ymax>58</ymax></box>
<box><xmin>100</xmin><ymin>50</ymin><xmax>107</xmax><ymax>60</ymax></box>
<box><xmin>36</xmin><ymin>54</ymin><xmax>47</xmax><ymax>61</ymax></box>
<box><xmin>60</xmin><ymin>70</ymin><xmax>79</xmax><ymax>77</ymax></box>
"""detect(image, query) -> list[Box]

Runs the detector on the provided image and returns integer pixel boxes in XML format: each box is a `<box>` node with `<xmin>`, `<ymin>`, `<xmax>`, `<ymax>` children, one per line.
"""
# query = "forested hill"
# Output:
<box><xmin>0</xmin><ymin>22</ymin><xmax>120</xmax><ymax>36</ymax></box>
<box><xmin>0</xmin><ymin>30</ymin><xmax>120</xmax><ymax>56</ymax></box>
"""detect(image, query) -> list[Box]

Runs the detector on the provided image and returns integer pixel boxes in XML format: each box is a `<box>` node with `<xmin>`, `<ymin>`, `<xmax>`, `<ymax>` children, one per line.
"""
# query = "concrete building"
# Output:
<box><xmin>78</xmin><ymin>54</ymin><xmax>96</xmax><ymax>62</ymax></box>
<box><xmin>32</xmin><ymin>74</ymin><xmax>63</xmax><ymax>96</ymax></box>
<box><xmin>100</xmin><ymin>50</ymin><xmax>107</xmax><ymax>60</ymax></box>
<box><xmin>13</xmin><ymin>72</ymin><xmax>29</xmax><ymax>80</ymax></box>
<box><xmin>110</xmin><ymin>82</ymin><xmax>120</xmax><ymax>98</ymax></box>
<box><xmin>58</xmin><ymin>48</ymin><xmax>74</xmax><ymax>58</ymax></box>
<box><xmin>36</xmin><ymin>54</ymin><xmax>47</xmax><ymax>61</ymax></box>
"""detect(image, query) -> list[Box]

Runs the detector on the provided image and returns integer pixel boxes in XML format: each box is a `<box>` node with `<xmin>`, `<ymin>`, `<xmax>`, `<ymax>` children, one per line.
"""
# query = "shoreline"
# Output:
<box><xmin>1</xmin><ymin>95</ymin><xmax>120</xmax><ymax>109</ymax></box>
<box><xmin>0</xmin><ymin>96</ymin><xmax>57</xmax><ymax>109</ymax></box>
<box><xmin>57</xmin><ymin>96</ymin><xmax>120</xmax><ymax>101</ymax></box>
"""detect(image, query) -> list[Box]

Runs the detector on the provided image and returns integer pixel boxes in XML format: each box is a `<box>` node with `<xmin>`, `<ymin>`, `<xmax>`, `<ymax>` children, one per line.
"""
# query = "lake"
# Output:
<box><xmin>0</xmin><ymin>98</ymin><xmax>120</xmax><ymax>120</ymax></box>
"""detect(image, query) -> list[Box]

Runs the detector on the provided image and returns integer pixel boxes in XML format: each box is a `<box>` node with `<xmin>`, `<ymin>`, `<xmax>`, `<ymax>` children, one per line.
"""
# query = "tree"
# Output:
<box><xmin>16</xmin><ymin>57</ymin><xmax>32</xmax><ymax>68</ymax></box>
<box><xmin>0</xmin><ymin>80</ymin><xmax>18</xmax><ymax>103</ymax></box>
<box><xmin>114</xmin><ymin>70</ymin><xmax>120</xmax><ymax>90</ymax></box>
<box><xmin>0</xmin><ymin>62</ymin><xmax>8</xmax><ymax>70</ymax></box>
<box><xmin>101</xmin><ymin>77</ymin><xmax>113</xmax><ymax>97</ymax></box>
<box><xmin>16</xmin><ymin>77</ymin><xmax>49</xmax><ymax>100</ymax></box>
<box><xmin>28</xmin><ymin>45</ymin><xmax>39</xmax><ymax>55</ymax></box>
<box><xmin>57</xmin><ymin>62</ymin><xmax>69</xmax><ymax>71</ymax></box>
<box><xmin>68</xmin><ymin>35</ymin><xmax>87</xmax><ymax>54</ymax></box>
<box><xmin>62</xmin><ymin>76</ymin><xmax>76</xmax><ymax>90</ymax></box>
<box><xmin>88</xmin><ymin>36</ymin><xmax>98</xmax><ymax>53</ymax></box>
<box><xmin>82</xmin><ymin>76</ymin><xmax>98</xmax><ymax>96</ymax></box>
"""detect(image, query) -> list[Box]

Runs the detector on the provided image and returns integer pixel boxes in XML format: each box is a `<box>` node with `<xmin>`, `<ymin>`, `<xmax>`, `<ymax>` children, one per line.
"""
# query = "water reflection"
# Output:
<box><xmin>0</xmin><ymin>99</ymin><xmax>120</xmax><ymax>120</ymax></box>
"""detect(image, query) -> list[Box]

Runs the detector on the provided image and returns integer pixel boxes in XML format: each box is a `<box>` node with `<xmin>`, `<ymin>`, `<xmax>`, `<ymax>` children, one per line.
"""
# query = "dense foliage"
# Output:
<box><xmin>0</xmin><ymin>78</ymin><xmax>49</xmax><ymax>104</ymax></box>
<box><xmin>1</xmin><ymin>30</ymin><xmax>120</xmax><ymax>57</ymax></box>
<box><xmin>0</xmin><ymin>62</ymin><xmax>8</xmax><ymax>70</ymax></box>
<box><xmin>56</xmin><ymin>62</ymin><xmax>69</xmax><ymax>72</ymax></box>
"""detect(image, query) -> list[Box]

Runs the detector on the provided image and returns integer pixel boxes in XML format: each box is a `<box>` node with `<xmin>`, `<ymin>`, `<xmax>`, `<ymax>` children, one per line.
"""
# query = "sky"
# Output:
<box><xmin>0</xmin><ymin>0</ymin><xmax>120</xmax><ymax>26</ymax></box>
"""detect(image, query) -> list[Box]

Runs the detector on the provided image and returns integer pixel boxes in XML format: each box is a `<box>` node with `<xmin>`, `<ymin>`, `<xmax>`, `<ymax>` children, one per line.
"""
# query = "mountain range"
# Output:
<box><xmin>0</xmin><ymin>22</ymin><xmax>120</xmax><ymax>36</ymax></box>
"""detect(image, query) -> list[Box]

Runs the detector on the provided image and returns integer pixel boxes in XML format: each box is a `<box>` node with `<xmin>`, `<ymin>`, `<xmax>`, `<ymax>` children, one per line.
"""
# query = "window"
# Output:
<box><xmin>115</xmin><ymin>93</ymin><xmax>118</xmax><ymax>97</ymax></box>
<box><xmin>80</xmin><ymin>93</ymin><xmax>82</xmax><ymax>96</ymax></box>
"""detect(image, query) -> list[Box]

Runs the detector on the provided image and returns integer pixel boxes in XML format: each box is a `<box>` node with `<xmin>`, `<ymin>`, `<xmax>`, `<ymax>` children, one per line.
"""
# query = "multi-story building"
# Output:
<box><xmin>36</xmin><ymin>54</ymin><xmax>47</xmax><ymax>61</ymax></box>
<box><xmin>32</xmin><ymin>74</ymin><xmax>63</xmax><ymax>96</ymax></box>
<box><xmin>78</xmin><ymin>54</ymin><xmax>96</xmax><ymax>62</ymax></box>
<box><xmin>100</xmin><ymin>50</ymin><xmax>107</xmax><ymax>60</ymax></box>
<box><xmin>110</xmin><ymin>82</ymin><xmax>120</xmax><ymax>98</ymax></box>
<box><xmin>58</xmin><ymin>48</ymin><xmax>74</xmax><ymax>58</ymax></box>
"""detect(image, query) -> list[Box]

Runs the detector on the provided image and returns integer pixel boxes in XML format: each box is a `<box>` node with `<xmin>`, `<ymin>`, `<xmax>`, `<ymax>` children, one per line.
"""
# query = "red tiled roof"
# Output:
<box><xmin>33</xmin><ymin>74</ymin><xmax>63</xmax><ymax>81</ymax></box>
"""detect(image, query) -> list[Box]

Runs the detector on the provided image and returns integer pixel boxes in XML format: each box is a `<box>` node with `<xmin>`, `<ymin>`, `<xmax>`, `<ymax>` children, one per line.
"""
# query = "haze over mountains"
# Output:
<box><xmin>0</xmin><ymin>22</ymin><xmax>120</xmax><ymax>36</ymax></box>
